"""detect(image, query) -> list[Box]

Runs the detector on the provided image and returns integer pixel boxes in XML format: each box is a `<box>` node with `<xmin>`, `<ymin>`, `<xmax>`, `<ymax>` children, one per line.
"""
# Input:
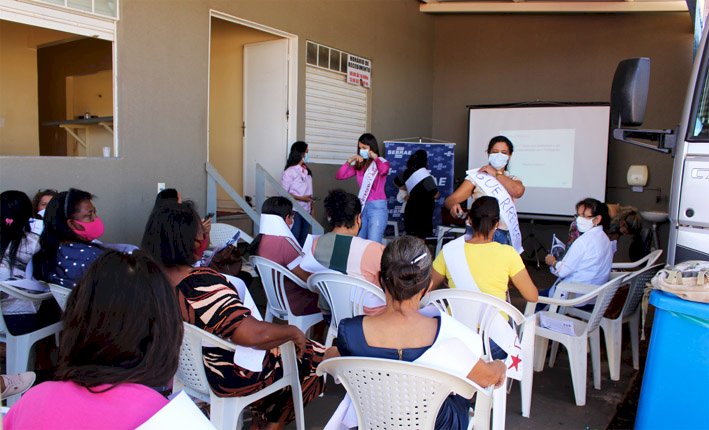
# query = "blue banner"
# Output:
<box><xmin>384</xmin><ymin>141</ymin><xmax>455</xmax><ymax>237</ymax></box>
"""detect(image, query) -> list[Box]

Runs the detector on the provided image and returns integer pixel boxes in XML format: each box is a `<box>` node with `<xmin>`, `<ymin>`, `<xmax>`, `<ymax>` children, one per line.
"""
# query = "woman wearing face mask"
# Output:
<box><xmin>444</xmin><ymin>136</ymin><xmax>525</xmax><ymax>249</ymax></box>
<box><xmin>282</xmin><ymin>141</ymin><xmax>314</xmax><ymax>246</ymax></box>
<box><xmin>544</xmin><ymin>198</ymin><xmax>613</xmax><ymax>294</ymax></box>
<box><xmin>336</xmin><ymin>133</ymin><xmax>390</xmax><ymax>244</ymax></box>
<box><xmin>141</xmin><ymin>203</ymin><xmax>325</xmax><ymax>429</ymax></box>
<box><xmin>1</xmin><ymin>191</ymin><xmax>61</xmax><ymax>338</ymax></box>
<box><xmin>33</xmin><ymin>188</ymin><xmax>105</xmax><ymax>289</ymax></box>
<box><xmin>31</xmin><ymin>189</ymin><xmax>58</xmax><ymax>220</ymax></box>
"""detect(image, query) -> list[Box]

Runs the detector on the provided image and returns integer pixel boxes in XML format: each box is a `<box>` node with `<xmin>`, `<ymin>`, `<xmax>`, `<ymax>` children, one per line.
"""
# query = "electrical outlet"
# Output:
<box><xmin>157</xmin><ymin>182</ymin><xmax>166</xmax><ymax>193</ymax></box>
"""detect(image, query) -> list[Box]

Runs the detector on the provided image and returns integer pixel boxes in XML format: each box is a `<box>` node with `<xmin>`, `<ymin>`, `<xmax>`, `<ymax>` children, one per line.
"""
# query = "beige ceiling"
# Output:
<box><xmin>419</xmin><ymin>0</ymin><xmax>688</xmax><ymax>13</ymax></box>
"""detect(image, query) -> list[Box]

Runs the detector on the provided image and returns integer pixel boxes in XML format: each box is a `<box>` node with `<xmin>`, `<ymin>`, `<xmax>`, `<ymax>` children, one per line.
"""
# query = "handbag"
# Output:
<box><xmin>208</xmin><ymin>233</ymin><xmax>245</xmax><ymax>276</ymax></box>
<box><xmin>652</xmin><ymin>260</ymin><xmax>709</xmax><ymax>303</ymax></box>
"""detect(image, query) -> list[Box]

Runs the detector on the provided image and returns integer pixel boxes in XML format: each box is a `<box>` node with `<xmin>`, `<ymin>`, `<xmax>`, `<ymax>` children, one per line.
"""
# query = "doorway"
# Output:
<box><xmin>208</xmin><ymin>13</ymin><xmax>297</xmax><ymax>211</ymax></box>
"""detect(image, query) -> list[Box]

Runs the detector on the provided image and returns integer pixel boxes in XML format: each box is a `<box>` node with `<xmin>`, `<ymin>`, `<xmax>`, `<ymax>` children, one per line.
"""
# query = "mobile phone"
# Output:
<box><xmin>204</xmin><ymin>212</ymin><xmax>215</xmax><ymax>220</ymax></box>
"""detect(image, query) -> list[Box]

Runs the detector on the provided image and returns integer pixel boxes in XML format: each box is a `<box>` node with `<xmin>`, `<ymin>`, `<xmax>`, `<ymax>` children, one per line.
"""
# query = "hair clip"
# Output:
<box><xmin>4</xmin><ymin>218</ymin><xmax>13</xmax><ymax>226</ymax></box>
<box><xmin>410</xmin><ymin>252</ymin><xmax>427</xmax><ymax>265</ymax></box>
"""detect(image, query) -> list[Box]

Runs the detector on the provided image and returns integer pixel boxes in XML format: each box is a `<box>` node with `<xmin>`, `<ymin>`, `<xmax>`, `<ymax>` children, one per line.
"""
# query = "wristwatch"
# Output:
<box><xmin>496</xmin><ymin>170</ymin><xmax>503</xmax><ymax>176</ymax></box>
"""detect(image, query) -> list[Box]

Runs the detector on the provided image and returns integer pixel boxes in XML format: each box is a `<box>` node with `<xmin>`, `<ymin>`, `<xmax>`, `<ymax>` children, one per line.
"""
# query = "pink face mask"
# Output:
<box><xmin>71</xmin><ymin>216</ymin><xmax>105</xmax><ymax>242</ymax></box>
<box><xmin>195</xmin><ymin>235</ymin><xmax>209</xmax><ymax>261</ymax></box>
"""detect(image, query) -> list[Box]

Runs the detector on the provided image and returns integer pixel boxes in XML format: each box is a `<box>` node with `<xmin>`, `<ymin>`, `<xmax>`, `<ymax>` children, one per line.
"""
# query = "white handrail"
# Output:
<box><xmin>205</xmin><ymin>162</ymin><xmax>324</xmax><ymax>236</ymax></box>
<box><xmin>255</xmin><ymin>163</ymin><xmax>324</xmax><ymax>235</ymax></box>
<box><xmin>205</xmin><ymin>162</ymin><xmax>260</xmax><ymax>231</ymax></box>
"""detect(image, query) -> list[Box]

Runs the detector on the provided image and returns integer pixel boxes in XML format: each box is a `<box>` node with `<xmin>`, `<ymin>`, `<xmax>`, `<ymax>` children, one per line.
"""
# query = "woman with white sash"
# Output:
<box><xmin>324</xmin><ymin>236</ymin><xmax>506</xmax><ymax>430</ymax></box>
<box><xmin>444</xmin><ymin>135</ymin><xmax>525</xmax><ymax>251</ymax></box>
<box><xmin>394</xmin><ymin>149</ymin><xmax>440</xmax><ymax>239</ymax></box>
<box><xmin>251</xmin><ymin>196</ymin><xmax>320</xmax><ymax>317</ymax></box>
<box><xmin>336</xmin><ymin>133</ymin><xmax>390</xmax><ymax>244</ymax></box>
<box><xmin>432</xmin><ymin>196</ymin><xmax>538</xmax><ymax>358</ymax></box>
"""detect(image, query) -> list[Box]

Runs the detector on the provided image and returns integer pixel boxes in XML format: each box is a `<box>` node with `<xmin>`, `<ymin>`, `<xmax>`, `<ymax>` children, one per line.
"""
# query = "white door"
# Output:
<box><xmin>243</xmin><ymin>39</ymin><xmax>289</xmax><ymax>198</ymax></box>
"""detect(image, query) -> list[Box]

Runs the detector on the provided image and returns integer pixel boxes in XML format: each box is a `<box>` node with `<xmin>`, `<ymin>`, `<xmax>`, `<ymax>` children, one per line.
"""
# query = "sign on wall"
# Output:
<box><xmin>384</xmin><ymin>140</ymin><xmax>455</xmax><ymax>237</ymax></box>
<box><xmin>347</xmin><ymin>54</ymin><xmax>371</xmax><ymax>88</ymax></box>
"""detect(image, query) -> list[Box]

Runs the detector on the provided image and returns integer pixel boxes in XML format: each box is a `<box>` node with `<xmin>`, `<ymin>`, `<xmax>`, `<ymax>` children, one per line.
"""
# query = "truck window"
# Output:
<box><xmin>689</xmin><ymin>52</ymin><xmax>709</xmax><ymax>140</ymax></box>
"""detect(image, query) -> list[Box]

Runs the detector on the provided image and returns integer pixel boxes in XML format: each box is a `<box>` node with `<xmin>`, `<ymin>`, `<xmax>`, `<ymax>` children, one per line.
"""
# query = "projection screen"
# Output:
<box><xmin>468</xmin><ymin>104</ymin><xmax>610</xmax><ymax>217</ymax></box>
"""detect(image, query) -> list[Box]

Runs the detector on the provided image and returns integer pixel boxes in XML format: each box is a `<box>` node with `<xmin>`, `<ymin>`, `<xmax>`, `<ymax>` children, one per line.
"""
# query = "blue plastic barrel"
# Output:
<box><xmin>635</xmin><ymin>290</ymin><xmax>709</xmax><ymax>429</ymax></box>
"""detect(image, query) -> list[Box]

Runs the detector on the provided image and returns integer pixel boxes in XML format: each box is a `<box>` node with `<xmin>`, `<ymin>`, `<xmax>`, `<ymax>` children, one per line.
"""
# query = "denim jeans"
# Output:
<box><xmin>291</xmin><ymin>212</ymin><xmax>309</xmax><ymax>247</ymax></box>
<box><xmin>359</xmin><ymin>199</ymin><xmax>388</xmax><ymax>244</ymax></box>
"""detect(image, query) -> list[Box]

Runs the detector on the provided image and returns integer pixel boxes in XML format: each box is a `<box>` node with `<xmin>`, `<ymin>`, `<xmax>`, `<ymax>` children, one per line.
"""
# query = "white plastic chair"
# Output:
<box><xmin>316</xmin><ymin>357</ymin><xmax>489</xmax><ymax>430</ymax></box>
<box><xmin>609</xmin><ymin>249</ymin><xmax>662</xmax><ymax>279</ymax></box>
<box><xmin>210</xmin><ymin>223</ymin><xmax>253</xmax><ymax>248</ymax></box>
<box><xmin>306</xmin><ymin>273</ymin><xmax>385</xmax><ymax>347</ymax></box>
<box><xmin>524</xmin><ymin>275</ymin><xmax>626</xmax><ymax>406</ymax></box>
<box><xmin>563</xmin><ymin>264</ymin><xmax>663</xmax><ymax>380</ymax></box>
<box><xmin>421</xmin><ymin>289</ymin><xmax>536</xmax><ymax>429</ymax></box>
<box><xmin>48</xmin><ymin>283</ymin><xmax>72</xmax><ymax>311</ymax></box>
<box><xmin>0</xmin><ymin>282</ymin><xmax>63</xmax><ymax>405</ymax></box>
<box><xmin>173</xmin><ymin>322</ymin><xmax>304</xmax><ymax>430</ymax></box>
<box><xmin>250</xmin><ymin>256</ymin><xmax>323</xmax><ymax>335</ymax></box>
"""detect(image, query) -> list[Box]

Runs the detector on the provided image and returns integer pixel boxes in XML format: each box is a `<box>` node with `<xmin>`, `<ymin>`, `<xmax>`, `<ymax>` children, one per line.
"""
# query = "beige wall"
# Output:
<box><xmin>431</xmin><ymin>13</ymin><xmax>694</xmax><ymax>214</ymax></box>
<box><xmin>0</xmin><ymin>0</ymin><xmax>434</xmax><ymax>243</ymax></box>
<box><xmin>209</xmin><ymin>18</ymin><xmax>279</xmax><ymax>207</ymax></box>
<box><xmin>0</xmin><ymin>20</ymin><xmax>75</xmax><ymax>156</ymax></box>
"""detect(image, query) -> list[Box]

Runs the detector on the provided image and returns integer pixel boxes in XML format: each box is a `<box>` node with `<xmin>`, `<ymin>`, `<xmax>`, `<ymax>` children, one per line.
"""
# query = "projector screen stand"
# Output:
<box><xmin>522</xmin><ymin>219</ymin><xmax>548</xmax><ymax>268</ymax></box>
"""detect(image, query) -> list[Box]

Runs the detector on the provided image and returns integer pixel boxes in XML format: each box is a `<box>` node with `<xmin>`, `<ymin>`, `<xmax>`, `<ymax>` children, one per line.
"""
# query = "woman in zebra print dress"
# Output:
<box><xmin>142</xmin><ymin>202</ymin><xmax>325</xmax><ymax>429</ymax></box>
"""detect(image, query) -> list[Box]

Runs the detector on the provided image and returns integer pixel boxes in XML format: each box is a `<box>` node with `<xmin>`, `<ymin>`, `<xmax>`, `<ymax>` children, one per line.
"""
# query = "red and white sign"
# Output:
<box><xmin>347</xmin><ymin>54</ymin><xmax>371</xmax><ymax>88</ymax></box>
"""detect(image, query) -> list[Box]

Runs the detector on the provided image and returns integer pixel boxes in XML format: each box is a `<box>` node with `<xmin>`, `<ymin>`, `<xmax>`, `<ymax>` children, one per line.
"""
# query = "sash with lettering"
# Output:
<box><xmin>441</xmin><ymin>236</ymin><xmax>524</xmax><ymax>380</ymax></box>
<box><xmin>357</xmin><ymin>158</ymin><xmax>386</xmax><ymax>208</ymax></box>
<box><xmin>404</xmin><ymin>167</ymin><xmax>431</xmax><ymax>194</ymax></box>
<box><xmin>259</xmin><ymin>213</ymin><xmax>302</xmax><ymax>270</ymax></box>
<box><xmin>324</xmin><ymin>309</ymin><xmax>489</xmax><ymax>430</ymax></box>
<box><xmin>466</xmin><ymin>169</ymin><xmax>523</xmax><ymax>254</ymax></box>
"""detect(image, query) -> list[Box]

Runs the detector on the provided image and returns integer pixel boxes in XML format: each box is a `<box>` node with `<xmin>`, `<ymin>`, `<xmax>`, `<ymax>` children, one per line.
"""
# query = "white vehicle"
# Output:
<box><xmin>614</xmin><ymin>25</ymin><xmax>709</xmax><ymax>265</ymax></box>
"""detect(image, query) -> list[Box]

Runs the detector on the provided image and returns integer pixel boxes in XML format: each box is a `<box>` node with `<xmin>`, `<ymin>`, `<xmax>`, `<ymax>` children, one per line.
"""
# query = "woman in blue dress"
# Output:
<box><xmin>324</xmin><ymin>235</ymin><xmax>506</xmax><ymax>429</ymax></box>
<box><xmin>33</xmin><ymin>188</ymin><xmax>105</xmax><ymax>289</ymax></box>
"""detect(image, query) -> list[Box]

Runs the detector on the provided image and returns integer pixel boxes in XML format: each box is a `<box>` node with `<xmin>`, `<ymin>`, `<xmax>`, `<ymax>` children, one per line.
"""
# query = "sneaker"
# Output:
<box><xmin>1</xmin><ymin>372</ymin><xmax>36</xmax><ymax>399</ymax></box>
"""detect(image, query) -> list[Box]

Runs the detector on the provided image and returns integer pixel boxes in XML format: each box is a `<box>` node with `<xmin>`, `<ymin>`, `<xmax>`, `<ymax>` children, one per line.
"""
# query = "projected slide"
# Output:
<box><xmin>468</xmin><ymin>105</ymin><xmax>609</xmax><ymax>216</ymax></box>
<box><xmin>502</xmin><ymin>129</ymin><xmax>575</xmax><ymax>189</ymax></box>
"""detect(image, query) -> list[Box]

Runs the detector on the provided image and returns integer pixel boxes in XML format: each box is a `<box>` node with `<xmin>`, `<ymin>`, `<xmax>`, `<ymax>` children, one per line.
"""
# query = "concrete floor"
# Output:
<box><xmin>279</xmin><ymin>261</ymin><xmax>645</xmax><ymax>429</ymax></box>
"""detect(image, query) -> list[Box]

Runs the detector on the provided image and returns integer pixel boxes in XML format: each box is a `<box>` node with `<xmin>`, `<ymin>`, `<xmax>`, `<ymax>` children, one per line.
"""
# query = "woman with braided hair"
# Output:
<box><xmin>324</xmin><ymin>235</ymin><xmax>506</xmax><ymax>430</ymax></box>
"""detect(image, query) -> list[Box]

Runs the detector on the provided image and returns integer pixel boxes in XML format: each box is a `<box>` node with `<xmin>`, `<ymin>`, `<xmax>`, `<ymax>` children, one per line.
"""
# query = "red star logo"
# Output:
<box><xmin>508</xmin><ymin>354</ymin><xmax>522</xmax><ymax>371</ymax></box>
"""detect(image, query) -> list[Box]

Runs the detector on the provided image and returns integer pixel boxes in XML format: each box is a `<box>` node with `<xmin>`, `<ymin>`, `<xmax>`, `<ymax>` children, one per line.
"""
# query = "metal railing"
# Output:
<box><xmin>205</xmin><ymin>162</ymin><xmax>323</xmax><ymax>236</ymax></box>
<box><xmin>255</xmin><ymin>164</ymin><xmax>324</xmax><ymax>235</ymax></box>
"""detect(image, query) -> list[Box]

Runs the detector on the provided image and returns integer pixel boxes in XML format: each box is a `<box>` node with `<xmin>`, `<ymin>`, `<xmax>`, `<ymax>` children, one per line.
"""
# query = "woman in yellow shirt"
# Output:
<box><xmin>431</xmin><ymin>196</ymin><xmax>538</xmax><ymax>359</ymax></box>
<box><xmin>432</xmin><ymin>196</ymin><xmax>538</xmax><ymax>303</ymax></box>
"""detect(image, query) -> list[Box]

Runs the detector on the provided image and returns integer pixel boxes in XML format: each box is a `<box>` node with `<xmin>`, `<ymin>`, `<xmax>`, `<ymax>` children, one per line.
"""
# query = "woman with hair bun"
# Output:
<box><xmin>325</xmin><ymin>235</ymin><xmax>506</xmax><ymax>430</ymax></box>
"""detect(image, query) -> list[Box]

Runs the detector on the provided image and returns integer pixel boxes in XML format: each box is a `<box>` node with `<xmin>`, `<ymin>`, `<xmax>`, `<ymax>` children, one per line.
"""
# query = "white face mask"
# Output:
<box><xmin>359</xmin><ymin>148</ymin><xmax>370</xmax><ymax>159</ymax></box>
<box><xmin>37</xmin><ymin>209</ymin><xmax>46</xmax><ymax>218</ymax></box>
<box><xmin>576</xmin><ymin>216</ymin><xmax>595</xmax><ymax>233</ymax></box>
<box><xmin>488</xmin><ymin>153</ymin><xmax>509</xmax><ymax>170</ymax></box>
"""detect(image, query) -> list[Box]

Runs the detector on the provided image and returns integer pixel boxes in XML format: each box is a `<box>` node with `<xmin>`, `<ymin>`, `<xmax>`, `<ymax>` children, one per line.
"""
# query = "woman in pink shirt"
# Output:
<box><xmin>336</xmin><ymin>133</ymin><xmax>390</xmax><ymax>243</ymax></box>
<box><xmin>282</xmin><ymin>141</ymin><xmax>313</xmax><ymax>246</ymax></box>
<box><xmin>4</xmin><ymin>250</ymin><xmax>183</xmax><ymax>430</ymax></box>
